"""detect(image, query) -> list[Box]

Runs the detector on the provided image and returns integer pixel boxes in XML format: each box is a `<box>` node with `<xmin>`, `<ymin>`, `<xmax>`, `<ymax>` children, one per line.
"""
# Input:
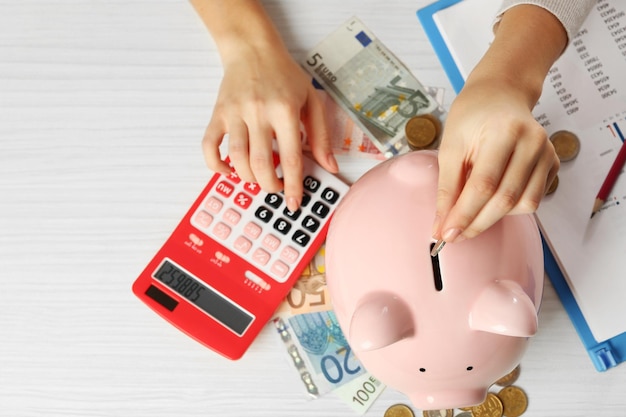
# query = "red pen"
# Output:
<box><xmin>590</xmin><ymin>138</ymin><xmax>626</xmax><ymax>218</ymax></box>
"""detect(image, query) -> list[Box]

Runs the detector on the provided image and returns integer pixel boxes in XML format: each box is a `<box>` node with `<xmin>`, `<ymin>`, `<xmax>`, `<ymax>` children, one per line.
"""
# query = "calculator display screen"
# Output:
<box><xmin>153</xmin><ymin>259</ymin><xmax>254</xmax><ymax>336</ymax></box>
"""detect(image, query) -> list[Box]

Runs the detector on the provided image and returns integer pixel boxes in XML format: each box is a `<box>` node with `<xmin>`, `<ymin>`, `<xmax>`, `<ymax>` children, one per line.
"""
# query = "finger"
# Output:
<box><xmin>202</xmin><ymin>117</ymin><xmax>230</xmax><ymax>174</ymax></box>
<box><xmin>227</xmin><ymin>120</ymin><xmax>254</xmax><ymax>182</ymax></box>
<box><xmin>433</xmin><ymin>141</ymin><xmax>467</xmax><ymax>239</ymax></box>
<box><xmin>273</xmin><ymin>113</ymin><xmax>304</xmax><ymax>212</ymax></box>
<box><xmin>461</xmin><ymin>147</ymin><xmax>540</xmax><ymax>239</ymax></box>
<box><xmin>247</xmin><ymin>121</ymin><xmax>283</xmax><ymax>193</ymax></box>
<box><xmin>509</xmin><ymin>146</ymin><xmax>559</xmax><ymax>215</ymax></box>
<box><xmin>303</xmin><ymin>86</ymin><xmax>338</xmax><ymax>173</ymax></box>
<box><xmin>439</xmin><ymin>139</ymin><xmax>516</xmax><ymax>242</ymax></box>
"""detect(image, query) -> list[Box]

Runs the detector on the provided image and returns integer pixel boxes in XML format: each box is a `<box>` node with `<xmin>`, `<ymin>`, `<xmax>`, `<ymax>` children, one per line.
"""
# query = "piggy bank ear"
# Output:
<box><xmin>349</xmin><ymin>292</ymin><xmax>415</xmax><ymax>351</ymax></box>
<box><xmin>469</xmin><ymin>280</ymin><xmax>538</xmax><ymax>337</ymax></box>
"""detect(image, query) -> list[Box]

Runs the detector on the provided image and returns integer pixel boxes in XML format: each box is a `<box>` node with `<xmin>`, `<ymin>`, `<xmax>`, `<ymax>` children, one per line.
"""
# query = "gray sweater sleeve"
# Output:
<box><xmin>495</xmin><ymin>0</ymin><xmax>596</xmax><ymax>43</ymax></box>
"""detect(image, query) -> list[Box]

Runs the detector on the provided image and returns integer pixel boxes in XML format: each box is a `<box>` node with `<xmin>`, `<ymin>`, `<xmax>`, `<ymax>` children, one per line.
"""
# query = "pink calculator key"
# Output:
<box><xmin>212</xmin><ymin>222</ymin><xmax>231</xmax><ymax>240</ymax></box>
<box><xmin>215</xmin><ymin>181</ymin><xmax>235</xmax><ymax>198</ymax></box>
<box><xmin>233</xmin><ymin>192</ymin><xmax>253</xmax><ymax>209</ymax></box>
<box><xmin>271</xmin><ymin>260</ymin><xmax>289</xmax><ymax>279</ymax></box>
<box><xmin>223</xmin><ymin>208</ymin><xmax>241</xmax><ymax>225</ymax></box>
<box><xmin>280</xmin><ymin>246</ymin><xmax>300</xmax><ymax>264</ymax></box>
<box><xmin>194</xmin><ymin>210</ymin><xmax>213</xmax><ymax>228</ymax></box>
<box><xmin>243</xmin><ymin>222</ymin><xmax>262</xmax><ymax>240</ymax></box>
<box><xmin>262</xmin><ymin>234</ymin><xmax>281</xmax><ymax>252</ymax></box>
<box><xmin>204</xmin><ymin>196</ymin><xmax>223</xmax><ymax>214</ymax></box>
<box><xmin>252</xmin><ymin>248</ymin><xmax>270</xmax><ymax>266</ymax></box>
<box><xmin>233</xmin><ymin>236</ymin><xmax>252</xmax><ymax>254</ymax></box>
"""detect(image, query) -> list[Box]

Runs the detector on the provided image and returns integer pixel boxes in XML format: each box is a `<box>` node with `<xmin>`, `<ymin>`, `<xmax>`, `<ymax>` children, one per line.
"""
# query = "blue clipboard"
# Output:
<box><xmin>417</xmin><ymin>0</ymin><xmax>626</xmax><ymax>372</ymax></box>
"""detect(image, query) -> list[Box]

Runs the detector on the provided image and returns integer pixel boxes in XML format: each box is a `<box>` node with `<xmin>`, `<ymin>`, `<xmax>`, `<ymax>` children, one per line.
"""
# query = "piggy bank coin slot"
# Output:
<box><xmin>430</xmin><ymin>242</ymin><xmax>443</xmax><ymax>292</ymax></box>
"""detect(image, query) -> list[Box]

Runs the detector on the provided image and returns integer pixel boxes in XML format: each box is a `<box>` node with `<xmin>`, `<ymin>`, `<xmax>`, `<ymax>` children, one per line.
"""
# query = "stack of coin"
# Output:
<box><xmin>383</xmin><ymin>365</ymin><xmax>529</xmax><ymax>417</ymax></box>
<box><xmin>405</xmin><ymin>114</ymin><xmax>442</xmax><ymax>150</ymax></box>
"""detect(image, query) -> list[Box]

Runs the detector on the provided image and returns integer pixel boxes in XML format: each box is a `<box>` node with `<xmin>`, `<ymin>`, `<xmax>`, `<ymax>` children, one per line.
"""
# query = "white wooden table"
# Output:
<box><xmin>1</xmin><ymin>1</ymin><xmax>624</xmax><ymax>416</ymax></box>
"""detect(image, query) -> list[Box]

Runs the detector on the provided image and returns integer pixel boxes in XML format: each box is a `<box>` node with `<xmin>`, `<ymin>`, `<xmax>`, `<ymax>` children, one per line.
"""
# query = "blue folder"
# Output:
<box><xmin>417</xmin><ymin>0</ymin><xmax>626</xmax><ymax>372</ymax></box>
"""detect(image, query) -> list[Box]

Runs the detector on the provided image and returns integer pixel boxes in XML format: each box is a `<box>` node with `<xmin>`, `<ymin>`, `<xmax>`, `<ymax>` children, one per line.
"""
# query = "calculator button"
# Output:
<box><xmin>255</xmin><ymin>206</ymin><xmax>273</xmax><ymax>223</ymax></box>
<box><xmin>215</xmin><ymin>181</ymin><xmax>235</xmax><ymax>198</ymax></box>
<box><xmin>273</xmin><ymin>218</ymin><xmax>292</xmax><ymax>235</ymax></box>
<box><xmin>292</xmin><ymin>230</ymin><xmax>311</xmax><ymax>247</ymax></box>
<box><xmin>223</xmin><ymin>208</ymin><xmax>241</xmax><ymax>225</ymax></box>
<box><xmin>233</xmin><ymin>192</ymin><xmax>253</xmax><ymax>209</ymax></box>
<box><xmin>301</xmin><ymin>215</ymin><xmax>320</xmax><ymax>233</ymax></box>
<box><xmin>303</xmin><ymin>176</ymin><xmax>321</xmax><ymax>193</ymax></box>
<box><xmin>243</xmin><ymin>222</ymin><xmax>262</xmax><ymax>240</ymax></box>
<box><xmin>225</xmin><ymin>171</ymin><xmax>241</xmax><ymax>184</ymax></box>
<box><xmin>280</xmin><ymin>246</ymin><xmax>300</xmax><ymax>264</ymax></box>
<box><xmin>234</xmin><ymin>236</ymin><xmax>252</xmax><ymax>254</ymax></box>
<box><xmin>212</xmin><ymin>222</ymin><xmax>231</xmax><ymax>240</ymax></box>
<box><xmin>283</xmin><ymin>207</ymin><xmax>301</xmax><ymax>220</ymax></box>
<box><xmin>271</xmin><ymin>260</ymin><xmax>289</xmax><ymax>279</ymax></box>
<box><xmin>244</xmin><ymin>182</ymin><xmax>261</xmax><ymax>195</ymax></box>
<box><xmin>252</xmin><ymin>248</ymin><xmax>271</xmax><ymax>266</ymax></box>
<box><xmin>300</xmin><ymin>193</ymin><xmax>311</xmax><ymax>207</ymax></box>
<box><xmin>194</xmin><ymin>210</ymin><xmax>213</xmax><ymax>228</ymax></box>
<box><xmin>204</xmin><ymin>196</ymin><xmax>223</xmax><ymax>214</ymax></box>
<box><xmin>265</xmin><ymin>193</ymin><xmax>283</xmax><ymax>209</ymax></box>
<box><xmin>311</xmin><ymin>201</ymin><xmax>330</xmax><ymax>218</ymax></box>
<box><xmin>321</xmin><ymin>187</ymin><xmax>340</xmax><ymax>204</ymax></box>
<box><xmin>262</xmin><ymin>234</ymin><xmax>281</xmax><ymax>252</ymax></box>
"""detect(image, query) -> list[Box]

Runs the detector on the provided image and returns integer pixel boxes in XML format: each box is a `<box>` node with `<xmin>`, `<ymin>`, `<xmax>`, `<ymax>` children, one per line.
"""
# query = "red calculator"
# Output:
<box><xmin>133</xmin><ymin>155</ymin><xmax>349</xmax><ymax>360</ymax></box>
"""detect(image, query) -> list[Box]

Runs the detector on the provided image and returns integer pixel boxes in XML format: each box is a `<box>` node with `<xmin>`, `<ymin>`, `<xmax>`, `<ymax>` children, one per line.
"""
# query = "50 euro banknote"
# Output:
<box><xmin>302</xmin><ymin>16</ymin><xmax>446</xmax><ymax>158</ymax></box>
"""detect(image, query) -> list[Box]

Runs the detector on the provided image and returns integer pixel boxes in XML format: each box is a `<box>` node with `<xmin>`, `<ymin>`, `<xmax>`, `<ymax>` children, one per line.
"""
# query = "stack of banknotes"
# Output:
<box><xmin>272</xmin><ymin>246</ymin><xmax>385</xmax><ymax>414</ymax></box>
<box><xmin>302</xmin><ymin>17</ymin><xmax>446</xmax><ymax>159</ymax></box>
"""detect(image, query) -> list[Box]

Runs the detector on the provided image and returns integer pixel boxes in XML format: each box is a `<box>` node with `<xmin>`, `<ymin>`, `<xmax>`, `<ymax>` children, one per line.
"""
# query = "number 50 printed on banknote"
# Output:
<box><xmin>303</xmin><ymin>17</ymin><xmax>446</xmax><ymax>158</ymax></box>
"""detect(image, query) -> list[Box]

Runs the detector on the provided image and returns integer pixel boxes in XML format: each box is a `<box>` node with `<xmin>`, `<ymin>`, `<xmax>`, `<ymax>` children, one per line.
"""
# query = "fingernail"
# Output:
<box><xmin>327</xmin><ymin>153</ymin><xmax>339</xmax><ymax>172</ymax></box>
<box><xmin>287</xmin><ymin>196</ymin><xmax>300</xmax><ymax>213</ymax></box>
<box><xmin>442</xmin><ymin>228</ymin><xmax>462</xmax><ymax>242</ymax></box>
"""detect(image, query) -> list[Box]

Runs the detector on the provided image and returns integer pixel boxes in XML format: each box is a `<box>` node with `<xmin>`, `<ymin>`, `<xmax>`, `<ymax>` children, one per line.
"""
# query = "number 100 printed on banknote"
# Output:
<box><xmin>303</xmin><ymin>17</ymin><xmax>445</xmax><ymax>158</ymax></box>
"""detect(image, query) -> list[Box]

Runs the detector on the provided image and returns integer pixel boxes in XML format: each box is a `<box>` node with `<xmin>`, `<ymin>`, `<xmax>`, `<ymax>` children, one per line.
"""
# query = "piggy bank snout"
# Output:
<box><xmin>412</xmin><ymin>387</ymin><xmax>487</xmax><ymax>411</ymax></box>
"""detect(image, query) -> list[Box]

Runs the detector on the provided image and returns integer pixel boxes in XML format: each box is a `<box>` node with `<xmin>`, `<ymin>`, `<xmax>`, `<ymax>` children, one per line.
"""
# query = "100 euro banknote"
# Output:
<box><xmin>303</xmin><ymin>16</ymin><xmax>445</xmax><ymax>158</ymax></box>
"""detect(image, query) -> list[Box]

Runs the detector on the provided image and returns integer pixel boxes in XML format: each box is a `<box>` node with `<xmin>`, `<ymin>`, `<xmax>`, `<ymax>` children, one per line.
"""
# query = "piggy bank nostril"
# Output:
<box><xmin>419</xmin><ymin>368</ymin><xmax>426</xmax><ymax>373</ymax></box>
<box><xmin>466</xmin><ymin>366</ymin><xmax>473</xmax><ymax>371</ymax></box>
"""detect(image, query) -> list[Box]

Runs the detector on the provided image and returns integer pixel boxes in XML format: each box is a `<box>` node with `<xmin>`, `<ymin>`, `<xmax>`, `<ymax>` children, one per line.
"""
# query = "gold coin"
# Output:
<box><xmin>384</xmin><ymin>403</ymin><xmax>415</xmax><ymax>417</ymax></box>
<box><xmin>549</xmin><ymin>130</ymin><xmax>580</xmax><ymax>162</ymax></box>
<box><xmin>422</xmin><ymin>409</ymin><xmax>453</xmax><ymax>417</ymax></box>
<box><xmin>471</xmin><ymin>392</ymin><xmax>503</xmax><ymax>417</ymax></box>
<box><xmin>494</xmin><ymin>364</ymin><xmax>521</xmax><ymax>387</ymax></box>
<box><xmin>405</xmin><ymin>114</ymin><xmax>441</xmax><ymax>150</ymax></box>
<box><xmin>545</xmin><ymin>175</ymin><xmax>559</xmax><ymax>196</ymax></box>
<box><xmin>497</xmin><ymin>386</ymin><xmax>528</xmax><ymax>417</ymax></box>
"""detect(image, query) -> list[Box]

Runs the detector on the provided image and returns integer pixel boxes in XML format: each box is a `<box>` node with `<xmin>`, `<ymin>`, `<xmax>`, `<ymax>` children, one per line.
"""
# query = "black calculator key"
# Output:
<box><xmin>311</xmin><ymin>201</ymin><xmax>330</xmax><ymax>219</ymax></box>
<box><xmin>321</xmin><ymin>187</ymin><xmax>340</xmax><ymax>204</ymax></box>
<box><xmin>265</xmin><ymin>193</ymin><xmax>283</xmax><ymax>209</ymax></box>
<box><xmin>273</xmin><ymin>218</ymin><xmax>292</xmax><ymax>235</ymax></box>
<box><xmin>292</xmin><ymin>230</ymin><xmax>311</xmax><ymax>247</ymax></box>
<box><xmin>301</xmin><ymin>215</ymin><xmax>320</xmax><ymax>233</ymax></box>
<box><xmin>255</xmin><ymin>206</ymin><xmax>274</xmax><ymax>223</ymax></box>
<box><xmin>283</xmin><ymin>207</ymin><xmax>301</xmax><ymax>220</ymax></box>
<box><xmin>300</xmin><ymin>193</ymin><xmax>311</xmax><ymax>207</ymax></box>
<box><xmin>303</xmin><ymin>176</ymin><xmax>321</xmax><ymax>193</ymax></box>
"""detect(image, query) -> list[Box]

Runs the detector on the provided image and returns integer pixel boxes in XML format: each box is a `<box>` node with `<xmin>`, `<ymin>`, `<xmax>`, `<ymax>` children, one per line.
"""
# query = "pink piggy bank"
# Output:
<box><xmin>325</xmin><ymin>150</ymin><xmax>543</xmax><ymax>410</ymax></box>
